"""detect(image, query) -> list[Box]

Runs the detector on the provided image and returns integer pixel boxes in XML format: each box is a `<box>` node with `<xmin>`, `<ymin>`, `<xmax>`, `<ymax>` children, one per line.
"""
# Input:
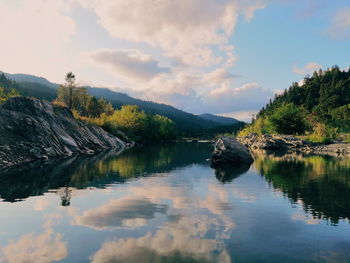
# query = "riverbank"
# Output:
<box><xmin>237</xmin><ymin>134</ymin><xmax>350</xmax><ymax>155</ymax></box>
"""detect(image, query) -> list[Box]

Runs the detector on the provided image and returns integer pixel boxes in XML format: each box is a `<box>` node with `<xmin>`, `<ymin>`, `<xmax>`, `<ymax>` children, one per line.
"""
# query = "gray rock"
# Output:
<box><xmin>238</xmin><ymin>134</ymin><xmax>310</xmax><ymax>151</ymax></box>
<box><xmin>211</xmin><ymin>136</ymin><xmax>254</xmax><ymax>167</ymax></box>
<box><xmin>312</xmin><ymin>143</ymin><xmax>350</xmax><ymax>155</ymax></box>
<box><xmin>0</xmin><ymin>97</ymin><xmax>128</xmax><ymax>169</ymax></box>
<box><xmin>238</xmin><ymin>133</ymin><xmax>350</xmax><ymax>156</ymax></box>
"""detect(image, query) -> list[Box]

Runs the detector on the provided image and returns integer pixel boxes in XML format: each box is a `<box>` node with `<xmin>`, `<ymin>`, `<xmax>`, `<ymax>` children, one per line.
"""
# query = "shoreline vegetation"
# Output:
<box><xmin>238</xmin><ymin>66</ymin><xmax>350</xmax><ymax>144</ymax></box>
<box><xmin>211</xmin><ymin>66</ymin><xmax>350</xmax><ymax>167</ymax></box>
<box><xmin>53</xmin><ymin>72</ymin><xmax>178</xmax><ymax>144</ymax></box>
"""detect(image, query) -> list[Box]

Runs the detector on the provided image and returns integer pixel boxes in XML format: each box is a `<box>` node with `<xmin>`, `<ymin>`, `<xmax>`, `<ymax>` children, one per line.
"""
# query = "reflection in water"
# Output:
<box><xmin>253</xmin><ymin>152</ymin><xmax>350</xmax><ymax>224</ymax></box>
<box><xmin>73</xmin><ymin>198</ymin><xmax>168</xmax><ymax>230</ymax></box>
<box><xmin>1</xmin><ymin>144</ymin><xmax>350</xmax><ymax>262</ymax></box>
<box><xmin>1</xmin><ymin>215</ymin><xmax>67</xmax><ymax>263</ymax></box>
<box><xmin>69</xmin><ymin>164</ymin><xmax>236</xmax><ymax>262</ymax></box>
<box><xmin>90</xmin><ymin>215</ymin><xmax>231</xmax><ymax>263</ymax></box>
<box><xmin>215</xmin><ymin>164</ymin><xmax>251</xmax><ymax>183</ymax></box>
<box><xmin>0</xmin><ymin>143</ymin><xmax>211</xmax><ymax>204</ymax></box>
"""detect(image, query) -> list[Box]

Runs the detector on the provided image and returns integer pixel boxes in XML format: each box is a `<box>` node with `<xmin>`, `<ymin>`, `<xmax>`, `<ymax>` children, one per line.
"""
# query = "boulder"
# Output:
<box><xmin>211</xmin><ymin>136</ymin><xmax>254</xmax><ymax>167</ymax></box>
<box><xmin>0</xmin><ymin>97</ymin><xmax>128</xmax><ymax>169</ymax></box>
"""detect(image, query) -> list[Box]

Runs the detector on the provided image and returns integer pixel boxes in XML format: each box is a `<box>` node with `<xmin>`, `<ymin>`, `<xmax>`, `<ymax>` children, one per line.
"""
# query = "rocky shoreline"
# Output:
<box><xmin>237</xmin><ymin>134</ymin><xmax>350</xmax><ymax>155</ymax></box>
<box><xmin>0</xmin><ymin>97</ymin><xmax>131</xmax><ymax>169</ymax></box>
<box><xmin>210</xmin><ymin>134</ymin><xmax>350</xmax><ymax>171</ymax></box>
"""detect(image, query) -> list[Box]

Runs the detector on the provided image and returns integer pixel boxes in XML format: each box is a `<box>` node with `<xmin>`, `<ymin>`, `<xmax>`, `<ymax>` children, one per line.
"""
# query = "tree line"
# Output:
<box><xmin>0</xmin><ymin>73</ymin><xmax>20</xmax><ymax>103</ymax></box>
<box><xmin>239</xmin><ymin>66</ymin><xmax>350</xmax><ymax>143</ymax></box>
<box><xmin>55</xmin><ymin>72</ymin><xmax>177</xmax><ymax>143</ymax></box>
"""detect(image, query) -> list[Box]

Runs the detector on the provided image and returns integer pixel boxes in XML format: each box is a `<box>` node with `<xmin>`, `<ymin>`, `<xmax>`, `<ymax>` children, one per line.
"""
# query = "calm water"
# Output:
<box><xmin>1</xmin><ymin>143</ymin><xmax>350</xmax><ymax>263</ymax></box>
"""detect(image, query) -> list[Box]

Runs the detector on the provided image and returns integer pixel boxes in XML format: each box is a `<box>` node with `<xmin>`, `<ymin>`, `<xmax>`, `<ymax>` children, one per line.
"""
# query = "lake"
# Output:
<box><xmin>0</xmin><ymin>143</ymin><xmax>350</xmax><ymax>263</ymax></box>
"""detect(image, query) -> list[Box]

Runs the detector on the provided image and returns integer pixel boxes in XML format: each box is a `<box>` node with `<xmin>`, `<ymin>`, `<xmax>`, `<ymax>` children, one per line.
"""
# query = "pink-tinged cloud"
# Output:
<box><xmin>293</xmin><ymin>62</ymin><xmax>322</xmax><ymax>75</ymax></box>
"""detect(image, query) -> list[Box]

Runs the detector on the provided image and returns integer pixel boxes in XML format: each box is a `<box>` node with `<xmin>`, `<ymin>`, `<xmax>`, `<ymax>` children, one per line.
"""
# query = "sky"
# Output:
<box><xmin>0</xmin><ymin>0</ymin><xmax>349</xmax><ymax>121</ymax></box>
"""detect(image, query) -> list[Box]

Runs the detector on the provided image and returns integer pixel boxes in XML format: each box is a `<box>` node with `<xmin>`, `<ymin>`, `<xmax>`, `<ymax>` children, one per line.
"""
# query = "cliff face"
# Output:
<box><xmin>0</xmin><ymin>97</ymin><xmax>127</xmax><ymax>168</ymax></box>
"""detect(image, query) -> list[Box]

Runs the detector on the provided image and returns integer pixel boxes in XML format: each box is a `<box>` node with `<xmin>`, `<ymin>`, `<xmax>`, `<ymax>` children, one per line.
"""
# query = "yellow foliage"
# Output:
<box><xmin>306</xmin><ymin>122</ymin><xmax>337</xmax><ymax>143</ymax></box>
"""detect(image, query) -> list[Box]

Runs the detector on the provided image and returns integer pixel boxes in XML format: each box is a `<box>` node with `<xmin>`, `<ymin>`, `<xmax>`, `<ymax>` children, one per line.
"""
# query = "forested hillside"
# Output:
<box><xmin>1</xmin><ymin>72</ymin><xmax>244</xmax><ymax>136</ymax></box>
<box><xmin>198</xmin><ymin>113</ymin><xmax>238</xmax><ymax>125</ymax></box>
<box><xmin>0</xmin><ymin>74</ymin><xmax>20</xmax><ymax>102</ymax></box>
<box><xmin>240</xmin><ymin>66</ymin><xmax>350</xmax><ymax>142</ymax></box>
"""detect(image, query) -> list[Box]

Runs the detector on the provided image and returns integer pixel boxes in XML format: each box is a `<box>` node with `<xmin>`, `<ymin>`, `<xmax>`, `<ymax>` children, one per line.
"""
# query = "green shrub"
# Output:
<box><xmin>305</xmin><ymin>123</ymin><xmax>337</xmax><ymax>144</ymax></box>
<box><xmin>269</xmin><ymin>103</ymin><xmax>308</xmax><ymax>135</ymax></box>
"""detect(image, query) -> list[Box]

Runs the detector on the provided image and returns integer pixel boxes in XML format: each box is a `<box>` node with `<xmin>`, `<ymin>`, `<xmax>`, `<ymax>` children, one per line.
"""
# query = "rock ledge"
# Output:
<box><xmin>0</xmin><ymin>97</ymin><xmax>128</xmax><ymax>168</ymax></box>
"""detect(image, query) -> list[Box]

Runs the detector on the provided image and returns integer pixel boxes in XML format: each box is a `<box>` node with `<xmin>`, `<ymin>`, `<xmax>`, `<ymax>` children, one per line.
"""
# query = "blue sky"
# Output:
<box><xmin>0</xmin><ymin>0</ymin><xmax>349</xmax><ymax>121</ymax></box>
<box><xmin>232</xmin><ymin>1</ymin><xmax>350</xmax><ymax>93</ymax></box>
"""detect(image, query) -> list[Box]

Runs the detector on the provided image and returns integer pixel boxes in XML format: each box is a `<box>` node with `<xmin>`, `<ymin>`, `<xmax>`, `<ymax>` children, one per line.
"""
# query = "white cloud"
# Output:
<box><xmin>327</xmin><ymin>7</ymin><xmax>350</xmax><ymax>38</ymax></box>
<box><xmin>90</xmin><ymin>49</ymin><xmax>170</xmax><ymax>81</ymax></box>
<box><xmin>242</xmin><ymin>1</ymin><xmax>266</xmax><ymax>21</ymax></box>
<box><xmin>77</xmin><ymin>0</ymin><xmax>268</xmax><ymax>71</ymax></box>
<box><xmin>203</xmin><ymin>68</ymin><xmax>240</xmax><ymax>87</ymax></box>
<box><xmin>203</xmin><ymin>82</ymin><xmax>274</xmax><ymax>113</ymax></box>
<box><xmin>293</xmin><ymin>62</ymin><xmax>322</xmax><ymax>75</ymax></box>
<box><xmin>78</xmin><ymin>0</ymin><xmax>251</xmax><ymax>67</ymax></box>
<box><xmin>111</xmin><ymin>69</ymin><xmax>273</xmax><ymax>114</ymax></box>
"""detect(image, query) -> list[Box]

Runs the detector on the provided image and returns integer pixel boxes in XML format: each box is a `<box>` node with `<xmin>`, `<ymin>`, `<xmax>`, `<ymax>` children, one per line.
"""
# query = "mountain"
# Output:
<box><xmin>1</xmin><ymin>72</ymin><xmax>242</xmax><ymax>135</ymax></box>
<box><xmin>198</xmin><ymin>113</ymin><xmax>239</xmax><ymax>125</ymax></box>
<box><xmin>2</xmin><ymin>72</ymin><xmax>58</xmax><ymax>89</ymax></box>
<box><xmin>17</xmin><ymin>82</ymin><xmax>57</xmax><ymax>101</ymax></box>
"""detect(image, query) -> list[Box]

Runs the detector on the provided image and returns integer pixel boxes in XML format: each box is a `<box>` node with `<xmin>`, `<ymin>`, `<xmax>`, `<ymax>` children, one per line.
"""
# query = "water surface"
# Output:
<box><xmin>0</xmin><ymin>143</ymin><xmax>350</xmax><ymax>263</ymax></box>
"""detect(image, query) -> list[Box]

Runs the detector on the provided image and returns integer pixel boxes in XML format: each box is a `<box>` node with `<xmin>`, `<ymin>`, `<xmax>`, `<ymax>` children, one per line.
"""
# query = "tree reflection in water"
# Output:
<box><xmin>253</xmin><ymin>151</ymin><xmax>350</xmax><ymax>225</ymax></box>
<box><xmin>0</xmin><ymin>143</ymin><xmax>212</xmax><ymax>204</ymax></box>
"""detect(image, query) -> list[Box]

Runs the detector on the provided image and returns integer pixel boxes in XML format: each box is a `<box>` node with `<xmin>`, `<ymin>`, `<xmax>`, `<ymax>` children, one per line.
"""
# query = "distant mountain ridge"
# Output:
<box><xmin>199</xmin><ymin>113</ymin><xmax>239</xmax><ymax>125</ymax></box>
<box><xmin>1</xmin><ymin>71</ymin><xmax>245</xmax><ymax>135</ymax></box>
<box><xmin>2</xmin><ymin>72</ymin><xmax>58</xmax><ymax>89</ymax></box>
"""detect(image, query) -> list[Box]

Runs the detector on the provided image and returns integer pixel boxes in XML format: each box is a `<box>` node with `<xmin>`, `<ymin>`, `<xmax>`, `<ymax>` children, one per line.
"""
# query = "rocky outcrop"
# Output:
<box><xmin>237</xmin><ymin>134</ymin><xmax>310</xmax><ymax>151</ymax></box>
<box><xmin>211</xmin><ymin>136</ymin><xmax>254</xmax><ymax>167</ymax></box>
<box><xmin>0</xmin><ymin>97</ymin><xmax>128</xmax><ymax>168</ymax></box>
<box><xmin>238</xmin><ymin>133</ymin><xmax>350</xmax><ymax>155</ymax></box>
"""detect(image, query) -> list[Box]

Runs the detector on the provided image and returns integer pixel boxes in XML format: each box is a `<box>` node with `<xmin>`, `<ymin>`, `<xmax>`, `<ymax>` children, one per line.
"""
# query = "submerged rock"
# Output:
<box><xmin>0</xmin><ymin>97</ymin><xmax>128</xmax><ymax>169</ymax></box>
<box><xmin>211</xmin><ymin>136</ymin><xmax>254</xmax><ymax>167</ymax></box>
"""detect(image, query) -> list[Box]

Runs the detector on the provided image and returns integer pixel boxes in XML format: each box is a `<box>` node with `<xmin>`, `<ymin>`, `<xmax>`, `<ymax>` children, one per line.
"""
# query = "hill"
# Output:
<box><xmin>198</xmin><ymin>113</ymin><xmax>239</xmax><ymax>125</ymax></box>
<box><xmin>2</xmin><ymin>72</ymin><xmax>58</xmax><ymax>89</ymax></box>
<box><xmin>240</xmin><ymin>66</ymin><xmax>350</xmax><ymax>141</ymax></box>
<box><xmin>1</xmin><ymin>72</ymin><xmax>242</xmax><ymax>135</ymax></box>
